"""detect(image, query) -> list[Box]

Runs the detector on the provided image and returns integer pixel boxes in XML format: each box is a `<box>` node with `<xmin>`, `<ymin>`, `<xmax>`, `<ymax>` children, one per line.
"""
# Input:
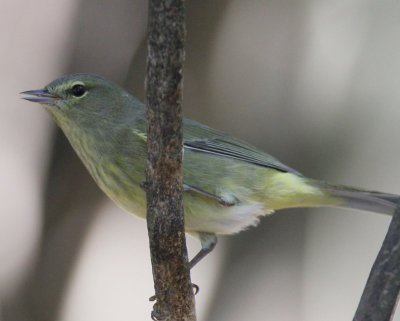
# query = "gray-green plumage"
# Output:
<box><xmin>22</xmin><ymin>73</ymin><xmax>399</xmax><ymax>265</ymax></box>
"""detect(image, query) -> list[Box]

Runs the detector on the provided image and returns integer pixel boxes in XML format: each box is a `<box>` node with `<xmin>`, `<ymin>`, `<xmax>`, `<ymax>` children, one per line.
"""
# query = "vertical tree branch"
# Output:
<box><xmin>145</xmin><ymin>0</ymin><xmax>196</xmax><ymax>320</ymax></box>
<box><xmin>353</xmin><ymin>201</ymin><xmax>400</xmax><ymax>321</ymax></box>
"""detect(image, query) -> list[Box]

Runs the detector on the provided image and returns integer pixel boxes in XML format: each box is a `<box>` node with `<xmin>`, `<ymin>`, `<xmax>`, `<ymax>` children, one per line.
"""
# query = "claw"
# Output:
<box><xmin>151</xmin><ymin>310</ymin><xmax>161</xmax><ymax>321</ymax></box>
<box><xmin>151</xmin><ymin>301</ymin><xmax>165</xmax><ymax>321</ymax></box>
<box><xmin>192</xmin><ymin>283</ymin><xmax>200</xmax><ymax>295</ymax></box>
<box><xmin>148</xmin><ymin>283</ymin><xmax>199</xmax><ymax>319</ymax></box>
<box><xmin>149</xmin><ymin>283</ymin><xmax>198</xmax><ymax>302</ymax></box>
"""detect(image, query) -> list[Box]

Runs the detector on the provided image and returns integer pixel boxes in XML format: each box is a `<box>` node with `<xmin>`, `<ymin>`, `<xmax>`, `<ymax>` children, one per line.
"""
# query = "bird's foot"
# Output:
<box><xmin>149</xmin><ymin>283</ymin><xmax>199</xmax><ymax>302</ymax></box>
<box><xmin>149</xmin><ymin>283</ymin><xmax>199</xmax><ymax>320</ymax></box>
<box><xmin>151</xmin><ymin>302</ymin><xmax>165</xmax><ymax>321</ymax></box>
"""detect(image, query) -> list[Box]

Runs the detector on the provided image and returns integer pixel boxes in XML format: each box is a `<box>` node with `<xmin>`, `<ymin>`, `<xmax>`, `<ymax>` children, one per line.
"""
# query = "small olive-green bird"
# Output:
<box><xmin>23</xmin><ymin>73</ymin><xmax>399</xmax><ymax>268</ymax></box>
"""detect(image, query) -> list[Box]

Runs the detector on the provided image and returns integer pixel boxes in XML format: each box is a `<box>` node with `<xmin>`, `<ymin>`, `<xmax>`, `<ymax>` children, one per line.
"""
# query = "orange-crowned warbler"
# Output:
<box><xmin>22</xmin><ymin>73</ymin><xmax>398</xmax><ymax>268</ymax></box>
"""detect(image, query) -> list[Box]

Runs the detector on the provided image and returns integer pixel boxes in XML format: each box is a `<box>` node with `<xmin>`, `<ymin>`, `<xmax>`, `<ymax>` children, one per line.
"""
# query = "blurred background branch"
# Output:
<box><xmin>354</xmin><ymin>200</ymin><xmax>400</xmax><ymax>321</ymax></box>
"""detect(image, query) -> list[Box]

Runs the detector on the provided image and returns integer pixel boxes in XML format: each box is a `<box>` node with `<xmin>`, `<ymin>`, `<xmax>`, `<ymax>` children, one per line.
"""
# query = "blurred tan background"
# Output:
<box><xmin>2</xmin><ymin>0</ymin><xmax>400</xmax><ymax>320</ymax></box>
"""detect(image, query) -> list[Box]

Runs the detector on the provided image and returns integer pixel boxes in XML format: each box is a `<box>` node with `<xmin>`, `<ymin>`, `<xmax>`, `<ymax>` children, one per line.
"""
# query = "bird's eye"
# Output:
<box><xmin>71</xmin><ymin>84</ymin><xmax>86</xmax><ymax>97</ymax></box>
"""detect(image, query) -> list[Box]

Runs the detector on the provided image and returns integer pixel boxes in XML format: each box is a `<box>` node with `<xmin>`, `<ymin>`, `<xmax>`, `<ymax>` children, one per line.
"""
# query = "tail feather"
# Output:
<box><xmin>311</xmin><ymin>181</ymin><xmax>399</xmax><ymax>215</ymax></box>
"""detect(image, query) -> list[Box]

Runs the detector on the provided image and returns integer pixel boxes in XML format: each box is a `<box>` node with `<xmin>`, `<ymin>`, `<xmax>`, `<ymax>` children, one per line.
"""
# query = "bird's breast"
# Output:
<box><xmin>67</xmin><ymin>129</ymin><xmax>148</xmax><ymax>218</ymax></box>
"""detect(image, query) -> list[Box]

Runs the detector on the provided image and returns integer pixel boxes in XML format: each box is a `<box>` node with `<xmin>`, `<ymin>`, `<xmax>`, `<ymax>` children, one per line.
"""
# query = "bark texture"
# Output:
<box><xmin>145</xmin><ymin>0</ymin><xmax>196</xmax><ymax>320</ymax></box>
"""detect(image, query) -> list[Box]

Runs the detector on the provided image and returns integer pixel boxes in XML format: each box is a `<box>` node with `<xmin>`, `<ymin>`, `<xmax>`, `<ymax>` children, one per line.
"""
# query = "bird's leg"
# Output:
<box><xmin>186</xmin><ymin>233</ymin><xmax>218</xmax><ymax>296</ymax></box>
<box><xmin>148</xmin><ymin>185</ymin><xmax>220</xmax><ymax>301</ymax></box>
<box><xmin>183</xmin><ymin>184</ymin><xmax>238</xmax><ymax>206</ymax></box>
<box><xmin>143</xmin><ymin>182</ymin><xmax>237</xmax><ymax>207</ymax></box>
<box><xmin>149</xmin><ymin>233</ymin><xmax>217</xmax><ymax>302</ymax></box>
<box><xmin>189</xmin><ymin>233</ymin><xmax>218</xmax><ymax>269</ymax></box>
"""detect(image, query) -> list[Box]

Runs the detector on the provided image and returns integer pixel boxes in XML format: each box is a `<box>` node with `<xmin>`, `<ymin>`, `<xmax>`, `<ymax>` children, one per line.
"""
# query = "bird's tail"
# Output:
<box><xmin>309</xmin><ymin>180</ymin><xmax>399</xmax><ymax>215</ymax></box>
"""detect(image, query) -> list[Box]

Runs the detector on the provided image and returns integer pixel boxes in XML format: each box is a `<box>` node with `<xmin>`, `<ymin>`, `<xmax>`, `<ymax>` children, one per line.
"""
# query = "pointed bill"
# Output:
<box><xmin>21</xmin><ymin>89</ymin><xmax>58</xmax><ymax>104</ymax></box>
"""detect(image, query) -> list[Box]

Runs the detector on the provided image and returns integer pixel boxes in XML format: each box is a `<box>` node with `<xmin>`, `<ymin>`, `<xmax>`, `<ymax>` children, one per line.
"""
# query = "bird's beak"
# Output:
<box><xmin>21</xmin><ymin>89</ymin><xmax>58</xmax><ymax>105</ymax></box>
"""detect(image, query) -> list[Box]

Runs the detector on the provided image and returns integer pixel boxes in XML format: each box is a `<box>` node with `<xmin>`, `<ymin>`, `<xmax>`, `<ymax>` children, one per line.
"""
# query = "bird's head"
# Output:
<box><xmin>22</xmin><ymin>73</ymin><xmax>136</xmax><ymax>130</ymax></box>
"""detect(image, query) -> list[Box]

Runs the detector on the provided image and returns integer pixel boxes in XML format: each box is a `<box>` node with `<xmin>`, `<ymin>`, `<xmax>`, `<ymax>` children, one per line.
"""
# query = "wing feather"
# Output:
<box><xmin>183</xmin><ymin>119</ymin><xmax>302</xmax><ymax>176</ymax></box>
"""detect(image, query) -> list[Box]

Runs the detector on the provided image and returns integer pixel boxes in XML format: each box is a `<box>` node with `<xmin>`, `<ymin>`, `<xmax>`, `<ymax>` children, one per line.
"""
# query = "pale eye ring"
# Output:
<box><xmin>71</xmin><ymin>84</ymin><xmax>86</xmax><ymax>97</ymax></box>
